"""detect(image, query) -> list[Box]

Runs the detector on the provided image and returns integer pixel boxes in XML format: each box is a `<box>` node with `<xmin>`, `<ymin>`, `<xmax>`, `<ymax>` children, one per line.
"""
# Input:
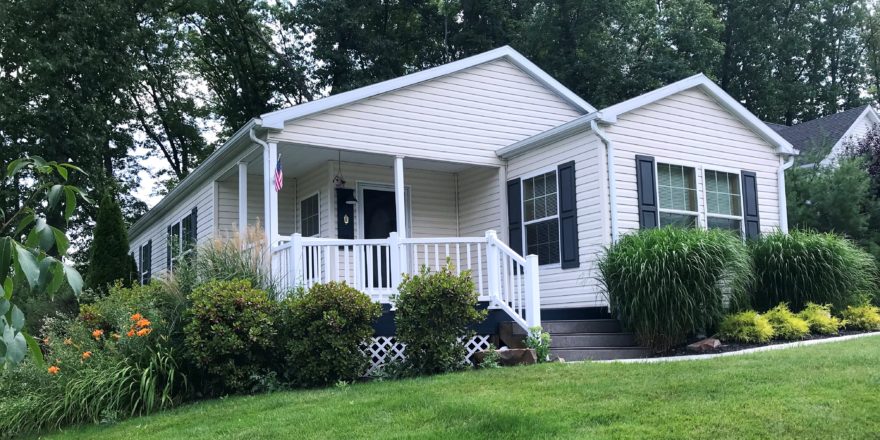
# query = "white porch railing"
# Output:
<box><xmin>270</xmin><ymin>230</ymin><xmax>540</xmax><ymax>331</ymax></box>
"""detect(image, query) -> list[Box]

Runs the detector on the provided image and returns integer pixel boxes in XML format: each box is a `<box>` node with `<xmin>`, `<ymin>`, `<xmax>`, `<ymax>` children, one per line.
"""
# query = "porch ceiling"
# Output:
<box><xmin>239</xmin><ymin>143</ymin><xmax>490</xmax><ymax>177</ymax></box>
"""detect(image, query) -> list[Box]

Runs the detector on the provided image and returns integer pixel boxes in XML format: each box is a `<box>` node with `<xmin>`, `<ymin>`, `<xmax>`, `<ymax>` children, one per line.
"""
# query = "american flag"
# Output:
<box><xmin>274</xmin><ymin>157</ymin><xmax>283</xmax><ymax>192</ymax></box>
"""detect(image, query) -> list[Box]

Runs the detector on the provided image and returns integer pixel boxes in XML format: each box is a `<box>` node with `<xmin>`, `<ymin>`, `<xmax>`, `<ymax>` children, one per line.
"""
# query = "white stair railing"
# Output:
<box><xmin>270</xmin><ymin>230</ymin><xmax>540</xmax><ymax>331</ymax></box>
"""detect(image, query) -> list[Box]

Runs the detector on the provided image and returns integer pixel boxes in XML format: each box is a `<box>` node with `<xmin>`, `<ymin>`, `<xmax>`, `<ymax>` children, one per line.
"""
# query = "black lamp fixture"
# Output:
<box><xmin>334</xmin><ymin>150</ymin><xmax>358</xmax><ymax>205</ymax></box>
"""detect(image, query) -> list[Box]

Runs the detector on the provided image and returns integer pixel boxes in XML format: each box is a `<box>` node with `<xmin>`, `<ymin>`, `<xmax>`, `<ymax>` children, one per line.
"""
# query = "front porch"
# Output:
<box><xmin>214</xmin><ymin>143</ymin><xmax>542</xmax><ymax>330</ymax></box>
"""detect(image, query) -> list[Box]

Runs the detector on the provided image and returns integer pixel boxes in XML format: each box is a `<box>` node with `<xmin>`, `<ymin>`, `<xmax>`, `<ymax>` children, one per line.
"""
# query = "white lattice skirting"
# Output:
<box><xmin>361</xmin><ymin>335</ymin><xmax>492</xmax><ymax>374</ymax></box>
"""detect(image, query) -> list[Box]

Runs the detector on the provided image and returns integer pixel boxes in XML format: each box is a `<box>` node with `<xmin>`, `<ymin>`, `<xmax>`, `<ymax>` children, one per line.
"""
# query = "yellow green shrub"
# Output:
<box><xmin>841</xmin><ymin>305</ymin><xmax>880</xmax><ymax>331</ymax></box>
<box><xmin>798</xmin><ymin>303</ymin><xmax>843</xmax><ymax>335</ymax></box>
<box><xmin>718</xmin><ymin>311</ymin><xmax>774</xmax><ymax>343</ymax></box>
<box><xmin>764</xmin><ymin>303</ymin><xmax>810</xmax><ymax>340</ymax></box>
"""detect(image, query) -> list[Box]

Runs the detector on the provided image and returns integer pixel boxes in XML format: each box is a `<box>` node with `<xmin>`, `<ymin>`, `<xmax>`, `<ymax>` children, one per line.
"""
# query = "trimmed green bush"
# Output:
<box><xmin>763</xmin><ymin>303</ymin><xmax>810</xmax><ymax>340</ymax></box>
<box><xmin>87</xmin><ymin>191</ymin><xmax>136</xmax><ymax>291</ymax></box>
<box><xmin>841</xmin><ymin>305</ymin><xmax>880</xmax><ymax>331</ymax></box>
<box><xmin>717</xmin><ymin>311</ymin><xmax>774</xmax><ymax>343</ymax></box>
<box><xmin>798</xmin><ymin>303</ymin><xmax>843</xmax><ymax>335</ymax></box>
<box><xmin>184</xmin><ymin>279</ymin><xmax>278</xmax><ymax>395</ymax></box>
<box><xmin>599</xmin><ymin>227</ymin><xmax>751</xmax><ymax>352</ymax></box>
<box><xmin>750</xmin><ymin>231</ymin><xmax>878</xmax><ymax>312</ymax></box>
<box><xmin>393</xmin><ymin>263</ymin><xmax>486</xmax><ymax>376</ymax></box>
<box><xmin>280</xmin><ymin>282</ymin><xmax>381</xmax><ymax>387</ymax></box>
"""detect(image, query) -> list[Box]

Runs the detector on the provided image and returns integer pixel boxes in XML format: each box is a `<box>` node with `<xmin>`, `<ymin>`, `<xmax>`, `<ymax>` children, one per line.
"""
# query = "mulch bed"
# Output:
<box><xmin>655</xmin><ymin>330</ymin><xmax>870</xmax><ymax>358</ymax></box>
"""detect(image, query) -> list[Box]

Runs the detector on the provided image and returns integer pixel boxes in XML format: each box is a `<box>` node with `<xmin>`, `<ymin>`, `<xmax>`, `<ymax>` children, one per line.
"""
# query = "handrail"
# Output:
<box><xmin>486</xmin><ymin>234</ymin><xmax>527</xmax><ymax>266</ymax></box>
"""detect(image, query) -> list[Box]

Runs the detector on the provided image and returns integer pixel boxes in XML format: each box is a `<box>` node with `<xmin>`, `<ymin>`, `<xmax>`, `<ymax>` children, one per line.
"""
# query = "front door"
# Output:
<box><xmin>362</xmin><ymin>189</ymin><xmax>397</xmax><ymax>287</ymax></box>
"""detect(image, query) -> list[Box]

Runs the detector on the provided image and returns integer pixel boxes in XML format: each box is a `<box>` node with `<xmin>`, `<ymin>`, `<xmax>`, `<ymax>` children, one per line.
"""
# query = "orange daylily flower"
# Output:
<box><xmin>48</xmin><ymin>366</ymin><xmax>60</xmax><ymax>375</ymax></box>
<box><xmin>136</xmin><ymin>318</ymin><xmax>151</xmax><ymax>328</ymax></box>
<box><xmin>92</xmin><ymin>329</ymin><xmax>104</xmax><ymax>340</ymax></box>
<box><xmin>127</xmin><ymin>329</ymin><xmax>136</xmax><ymax>337</ymax></box>
<box><xmin>136</xmin><ymin>328</ymin><xmax>152</xmax><ymax>337</ymax></box>
<box><xmin>130</xmin><ymin>313</ymin><xmax>143</xmax><ymax>322</ymax></box>
<box><xmin>81</xmin><ymin>351</ymin><xmax>92</xmax><ymax>361</ymax></box>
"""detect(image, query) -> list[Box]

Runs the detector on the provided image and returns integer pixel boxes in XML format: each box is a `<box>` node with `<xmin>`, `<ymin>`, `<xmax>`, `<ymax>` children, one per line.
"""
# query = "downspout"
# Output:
<box><xmin>591</xmin><ymin>120</ymin><xmax>619</xmax><ymax>242</ymax></box>
<box><xmin>248</xmin><ymin>122</ymin><xmax>271</xmax><ymax>241</ymax></box>
<box><xmin>777</xmin><ymin>155</ymin><xmax>795</xmax><ymax>234</ymax></box>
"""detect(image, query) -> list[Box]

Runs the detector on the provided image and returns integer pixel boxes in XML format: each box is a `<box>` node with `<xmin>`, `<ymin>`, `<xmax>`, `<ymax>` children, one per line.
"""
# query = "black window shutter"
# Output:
<box><xmin>557</xmin><ymin>161</ymin><xmax>579</xmax><ymax>269</ymax></box>
<box><xmin>144</xmin><ymin>240</ymin><xmax>152</xmax><ymax>284</ymax></box>
<box><xmin>166</xmin><ymin>225</ymin><xmax>172</xmax><ymax>270</ymax></box>
<box><xmin>191</xmin><ymin>207</ymin><xmax>198</xmax><ymax>243</ymax></box>
<box><xmin>506</xmin><ymin>179</ymin><xmax>523</xmax><ymax>256</ymax></box>
<box><xmin>741</xmin><ymin>171</ymin><xmax>761</xmax><ymax>239</ymax></box>
<box><xmin>635</xmin><ymin>155</ymin><xmax>659</xmax><ymax>229</ymax></box>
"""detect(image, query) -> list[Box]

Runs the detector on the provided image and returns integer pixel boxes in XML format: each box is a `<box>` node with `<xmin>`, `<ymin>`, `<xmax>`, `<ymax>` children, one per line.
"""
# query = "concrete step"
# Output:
<box><xmin>551</xmin><ymin>346</ymin><xmax>652</xmax><ymax>361</ymax></box>
<box><xmin>549</xmin><ymin>332</ymin><xmax>636</xmax><ymax>348</ymax></box>
<box><xmin>511</xmin><ymin>319</ymin><xmax>622</xmax><ymax>335</ymax></box>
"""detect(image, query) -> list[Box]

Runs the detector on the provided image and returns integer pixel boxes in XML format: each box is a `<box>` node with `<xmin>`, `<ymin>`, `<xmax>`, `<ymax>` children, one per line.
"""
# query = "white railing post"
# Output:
<box><xmin>485</xmin><ymin>230</ymin><xmax>500</xmax><ymax>306</ymax></box>
<box><xmin>389</xmin><ymin>232</ymin><xmax>401</xmax><ymax>290</ymax></box>
<box><xmin>524</xmin><ymin>254</ymin><xmax>541</xmax><ymax>328</ymax></box>
<box><xmin>290</xmin><ymin>233</ymin><xmax>303</xmax><ymax>289</ymax></box>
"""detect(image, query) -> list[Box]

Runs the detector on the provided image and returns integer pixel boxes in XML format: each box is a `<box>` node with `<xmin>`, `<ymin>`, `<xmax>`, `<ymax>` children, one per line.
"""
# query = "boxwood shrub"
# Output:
<box><xmin>599</xmin><ymin>227</ymin><xmax>751</xmax><ymax>352</ymax></box>
<box><xmin>279</xmin><ymin>282</ymin><xmax>381</xmax><ymax>387</ymax></box>
<box><xmin>750</xmin><ymin>231</ymin><xmax>878</xmax><ymax>312</ymax></box>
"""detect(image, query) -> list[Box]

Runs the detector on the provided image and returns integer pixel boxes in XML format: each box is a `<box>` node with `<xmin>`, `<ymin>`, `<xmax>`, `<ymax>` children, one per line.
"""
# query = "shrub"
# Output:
<box><xmin>525</xmin><ymin>326</ymin><xmax>551</xmax><ymax>362</ymax></box>
<box><xmin>599</xmin><ymin>227</ymin><xmax>751</xmax><ymax>352</ymax></box>
<box><xmin>184</xmin><ymin>279</ymin><xmax>278</xmax><ymax>395</ymax></box>
<box><xmin>717</xmin><ymin>311</ymin><xmax>774</xmax><ymax>343</ymax></box>
<box><xmin>87</xmin><ymin>191</ymin><xmax>137</xmax><ymax>291</ymax></box>
<box><xmin>763</xmin><ymin>303</ymin><xmax>810</xmax><ymax>340</ymax></box>
<box><xmin>841</xmin><ymin>305</ymin><xmax>880</xmax><ymax>331</ymax></box>
<box><xmin>798</xmin><ymin>303</ymin><xmax>843</xmax><ymax>335</ymax></box>
<box><xmin>750</xmin><ymin>231</ymin><xmax>878</xmax><ymax>312</ymax></box>
<box><xmin>279</xmin><ymin>282</ymin><xmax>381</xmax><ymax>387</ymax></box>
<box><xmin>393</xmin><ymin>263</ymin><xmax>487</xmax><ymax>376</ymax></box>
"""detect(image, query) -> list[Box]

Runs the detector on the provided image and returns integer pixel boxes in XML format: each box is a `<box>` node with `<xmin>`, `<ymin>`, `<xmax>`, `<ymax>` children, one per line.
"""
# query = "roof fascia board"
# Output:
<box><xmin>601</xmin><ymin>74</ymin><xmax>797</xmax><ymax>156</ymax></box>
<box><xmin>260</xmin><ymin>46</ymin><xmax>596</xmax><ymax>130</ymax></box>
<box><xmin>497</xmin><ymin>112</ymin><xmax>600</xmax><ymax>159</ymax></box>
<box><xmin>128</xmin><ymin>119</ymin><xmax>259</xmax><ymax>239</ymax></box>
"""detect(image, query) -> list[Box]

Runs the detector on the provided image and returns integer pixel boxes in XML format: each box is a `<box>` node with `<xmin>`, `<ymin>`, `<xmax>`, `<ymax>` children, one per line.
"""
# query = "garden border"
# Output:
<box><xmin>598</xmin><ymin>332</ymin><xmax>880</xmax><ymax>364</ymax></box>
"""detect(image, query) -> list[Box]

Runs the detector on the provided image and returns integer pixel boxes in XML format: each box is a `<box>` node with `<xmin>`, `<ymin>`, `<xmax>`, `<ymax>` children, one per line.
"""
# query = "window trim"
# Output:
<box><xmin>702</xmin><ymin>167</ymin><xmax>746</xmax><ymax>236</ymax></box>
<box><xmin>519</xmin><ymin>166</ymin><xmax>562</xmax><ymax>267</ymax></box>
<box><xmin>299</xmin><ymin>191</ymin><xmax>321</xmax><ymax>237</ymax></box>
<box><xmin>655</xmin><ymin>161</ymin><xmax>699</xmax><ymax>227</ymax></box>
<box><xmin>138</xmin><ymin>243</ymin><xmax>150</xmax><ymax>285</ymax></box>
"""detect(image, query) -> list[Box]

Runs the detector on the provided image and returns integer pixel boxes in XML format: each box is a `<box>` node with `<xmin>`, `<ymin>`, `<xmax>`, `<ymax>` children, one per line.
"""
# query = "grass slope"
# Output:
<box><xmin>50</xmin><ymin>336</ymin><xmax>880</xmax><ymax>439</ymax></box>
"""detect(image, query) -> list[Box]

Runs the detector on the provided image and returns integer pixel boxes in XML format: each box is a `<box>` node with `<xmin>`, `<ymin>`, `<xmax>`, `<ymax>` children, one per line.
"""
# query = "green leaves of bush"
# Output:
<box><xmin>394</xmin><ymin>263</ymin><xmax>486</xmax><ymax>376</ymax></box>
<box><xmin>599</xmin><ymin>227</ymin><xmax>752</xmax><ymax>352</ymax></box>
<box><xmin>763</xmin><ymin>304</ymin><xmax>810</xmax><ymax>340</ymax></box>
<box><xmin>280</xmin><ymin>282</ymin><xmax>380</xmax><ymax>387</ymax></box>
<box><xmin>798</xmin><ymin>303</ymin><xmax>843</xmax><ymax>335</ymax></box>
<box><xmin>750</xmin><ymin>231</ymin><xmax>878</xmax><ymax>311</ymax></box>
<box><xmin>841</xmin><ymin>305</ymin><xmax>880</xmax><ymax>331</ymax></box>
<box><xmin>718</xmin><ymin>311</ymin><xmax>774</xmax><ymax>343</ymax></box>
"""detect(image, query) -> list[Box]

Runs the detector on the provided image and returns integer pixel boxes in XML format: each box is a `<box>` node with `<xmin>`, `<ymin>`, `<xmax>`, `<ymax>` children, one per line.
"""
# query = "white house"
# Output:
<box><xmin>128</xmin><ymin>46</ymin><xmax>796</xmax><ymax>351</ymax></box>
<box><xmin>768</xmin><ymin>104</ymin><xmax>878</xmax><ymax>167</ymax></box>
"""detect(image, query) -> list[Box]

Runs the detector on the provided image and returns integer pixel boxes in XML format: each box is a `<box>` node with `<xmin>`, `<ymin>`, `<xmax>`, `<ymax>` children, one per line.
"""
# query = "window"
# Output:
<box><xmin>300</xmin><ymin>194</ymin><xmax>320</xmax><ymax>237</ymax></box>
<box><xmin>137</xmin><ymin>242</ymin><xmax>152</xmax><ymax>285</ymax></box>
<box><xmin>523</xmin><ymin>171</ymin><xmax>560</xmax><ymax>265</ymax></box>
<box><xmin>705</xmin><ymin>170</ymin><xmax>743</xmax><ymax>235</ymax></box>
<box><xmin>657</xmin><ymin>163</ymin><xmax>698</xmax><ymax>227</ymax></box>
<box><xmin>167</xmin><ymin>210</ymin><xmax>196</xmax><ymax>271</ymax></box>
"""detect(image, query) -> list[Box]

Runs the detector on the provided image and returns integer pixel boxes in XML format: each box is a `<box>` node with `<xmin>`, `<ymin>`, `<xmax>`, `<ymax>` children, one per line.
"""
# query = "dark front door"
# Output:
<box><xmin>362</xmin><ymin>189</ymin><xmax>397</xmax><ymax>287</ymax></box>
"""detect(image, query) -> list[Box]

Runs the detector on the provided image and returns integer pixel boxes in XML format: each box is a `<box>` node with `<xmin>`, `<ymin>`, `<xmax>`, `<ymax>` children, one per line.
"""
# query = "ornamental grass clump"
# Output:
<box><xmin>599</xmin><ymin>227</ymin><xmax>751</xmax><ymax>352</ymax></box>
<box><xmin>749</xmin><ymin>231</ymin><xmax>878</xmax><ymax>312</ymax></box>
<box><xmin>763</xmin><ymin>303</ymin><xmax>810</xmax><ymax>340</ymax></box>
<box><xmin>798</xmin><ymin>303</ymin><xmax>843</xmax><ymax>335</ymax></box>
<box><xmin>718</xmin><ymin>311</ymin><xmax>774</xmax><ymax>343</ymax></box>
<box><xmin>841</xmin><ymin>305</ymin><xmax>880</xmax><ymax>331</ymax></box>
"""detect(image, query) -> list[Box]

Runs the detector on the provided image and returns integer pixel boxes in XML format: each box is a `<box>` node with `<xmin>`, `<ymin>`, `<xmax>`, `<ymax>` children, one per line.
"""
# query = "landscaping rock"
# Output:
<box><xmin>687</xmin><ymin>338</ymin><xmax>722</xmax><ymax>353</ymax></box>
<box><xmin>497</xmin><ymin>348</ymin><xmax>537</xmax><ymax>366</ymax></box>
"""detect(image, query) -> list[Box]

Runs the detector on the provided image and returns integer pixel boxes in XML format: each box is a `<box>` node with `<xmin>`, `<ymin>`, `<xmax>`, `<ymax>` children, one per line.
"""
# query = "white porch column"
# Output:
<box><xmin>263</xmin><ymin>142</ymin><xmax>279</xmax><ymax>246</ymax></box>
<box><xmin>498</xmin><ymin>164</ymin><xmax>508</xmax><ymax>243</ymax></box>
<box><xmin>238</xmin><ymin>162</ymin><xmax>248</xmax><ymax>234</ymax></box>
<box><xmin>394</xmin><ymin>156</ymin><xmax>407</xmax><ymax>238</ymax></box>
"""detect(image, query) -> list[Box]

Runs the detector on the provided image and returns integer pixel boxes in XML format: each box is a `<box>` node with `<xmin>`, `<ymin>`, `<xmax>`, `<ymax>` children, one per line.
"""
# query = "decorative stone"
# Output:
<box><xmin>687</xmin><ymin>338</ymin><xmax>722</xmax><ymax>353</ymax></box>
<box><xmin>472</xmin><ymin>348</ymin><xmax>538</xmax><ymax>367</ymax></box>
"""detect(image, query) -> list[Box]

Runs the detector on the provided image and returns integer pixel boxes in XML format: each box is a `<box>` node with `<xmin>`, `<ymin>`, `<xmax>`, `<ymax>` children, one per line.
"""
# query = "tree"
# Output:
<box><xmin>846</xmin><ymin>123</ymin><xmax>880</xmax><ymax>198</ymax></box>
<box><xmin>87</xmin><ymin>191</ymin><xmax>135</xmax><ymax>291</ymax></box>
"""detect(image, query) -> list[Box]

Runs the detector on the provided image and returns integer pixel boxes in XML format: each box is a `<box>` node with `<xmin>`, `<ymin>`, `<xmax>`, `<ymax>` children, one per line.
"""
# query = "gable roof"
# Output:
<box><xmin>769</xmin><ymin>105</ymin><xmax>876</xmax><ymax>158</ymax></box>
<box><xmin>260</xmin><ymin>46</ymin><xmax>596</xmax><ymax>129</ymax></box>
<box><xmin>601</xmin><ymin>74</ymin><xmax>797</xmax><ymax>156</ymax></box>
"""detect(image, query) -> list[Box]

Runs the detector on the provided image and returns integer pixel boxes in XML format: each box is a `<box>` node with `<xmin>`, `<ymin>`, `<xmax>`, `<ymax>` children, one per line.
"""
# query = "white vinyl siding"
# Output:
<box><xmin>215</xmin><ymin>173</ymin><xmax>297</xmax><ymax>236</ymax></box>
<box><xmin>128</xmin><ymin>181</ymin><xmax>214</xmax><ymax>278</ymax></box>
<box><xmin>268</xmin><ymin>59</ymin><xmax>583</xmax><ymax>166</ymax></box>
<box><xmin>506</xmin><ymin>129</ymin><xmax>607</xmax><ymax>309</ymax></box>
<box><xmin>606</xmin><ymin>88</ymin><xmax>781</xmax><ymax>235</ymax></box>
<box><xmin>457</xmin><ymin>167</ymin><xmax>502</xmax><ymax>237</ymax></box>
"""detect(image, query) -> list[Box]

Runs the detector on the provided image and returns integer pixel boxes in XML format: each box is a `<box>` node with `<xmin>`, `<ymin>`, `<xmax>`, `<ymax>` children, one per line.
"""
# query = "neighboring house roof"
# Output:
<box><xmin>259</xmin><ymin>45</ymin><xmax>596</xmax><ymax>129</ymax></box>
<box><xmin>769</xmin><ymin>105</ymin><xmax>878</xmax><ymax>163</ymax></box>
<box><xmin>500</xmin><ymin>73</ymin><xmax>797</xmax><ymax>159</ymax></box>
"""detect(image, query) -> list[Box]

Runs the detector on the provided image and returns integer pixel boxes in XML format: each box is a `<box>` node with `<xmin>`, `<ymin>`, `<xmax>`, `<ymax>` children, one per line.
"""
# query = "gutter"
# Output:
<box><xmin>128</xmin><ymin>118</ymin><xmax>260</xmax><ymax>239</ymax></box>
<box><xmin>777</xmin><ymin>155</ymin><xmax>795</xmax><ymax>234</ymax></box>
<box><xmin>591</xmin><ymin>120</ymin><xmax>619</xmax><ymax>242</ymax></box>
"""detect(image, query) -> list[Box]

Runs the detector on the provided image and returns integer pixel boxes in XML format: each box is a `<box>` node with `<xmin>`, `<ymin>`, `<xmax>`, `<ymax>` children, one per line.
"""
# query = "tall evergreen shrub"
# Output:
<box><xmin>598</xmin><ymin>227</ymin><xmax>751</xmax><ymax>352</ymax></box>
<box><xmin>87</xmin><ymin>191</ymin><xmax>134</xmax><ymax>290</ymax></box>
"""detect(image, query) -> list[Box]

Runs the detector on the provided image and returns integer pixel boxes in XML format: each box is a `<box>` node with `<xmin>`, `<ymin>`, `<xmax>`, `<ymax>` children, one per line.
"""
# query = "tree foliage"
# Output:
<box><xmin>87</xmin><ymin>192</ymin><xmax>135</xmax><ymax>291</ymax></box>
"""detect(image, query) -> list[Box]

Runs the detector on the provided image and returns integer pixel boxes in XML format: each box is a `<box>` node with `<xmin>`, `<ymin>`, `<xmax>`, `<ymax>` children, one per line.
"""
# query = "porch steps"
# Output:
<box><xmin>500</xmin><ymin>319</ymin><xmax>652</xmax><ymax>361</ymax></box>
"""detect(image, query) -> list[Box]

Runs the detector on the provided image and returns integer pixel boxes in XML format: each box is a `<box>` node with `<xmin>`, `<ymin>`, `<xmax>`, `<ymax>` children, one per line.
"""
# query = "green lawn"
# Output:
<box><xmin>48</xmin><ymin>336</ymin><xmax>880</xmax><ymax>440</ymax></box>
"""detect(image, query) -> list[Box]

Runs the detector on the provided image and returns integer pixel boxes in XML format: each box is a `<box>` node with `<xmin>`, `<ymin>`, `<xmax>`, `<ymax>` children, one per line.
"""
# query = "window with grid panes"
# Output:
<box><xmin>522</xmin><ymin>171</ymin><xmax>560</xmax><ymax>265</ymax></box>
<box><xmin>300</xmin><ymin>194</ymin><xmax>320</xmax><ymax>237</ymax></box>
<box><xmin>704</xmin><ymin>170</ymin><xmax>743</xmax><ymax>235</ymax></box>
<box><xmin>657</xmin><ymin>163</ymin><xmax>698</xmax><ymax>227</ymax></box>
